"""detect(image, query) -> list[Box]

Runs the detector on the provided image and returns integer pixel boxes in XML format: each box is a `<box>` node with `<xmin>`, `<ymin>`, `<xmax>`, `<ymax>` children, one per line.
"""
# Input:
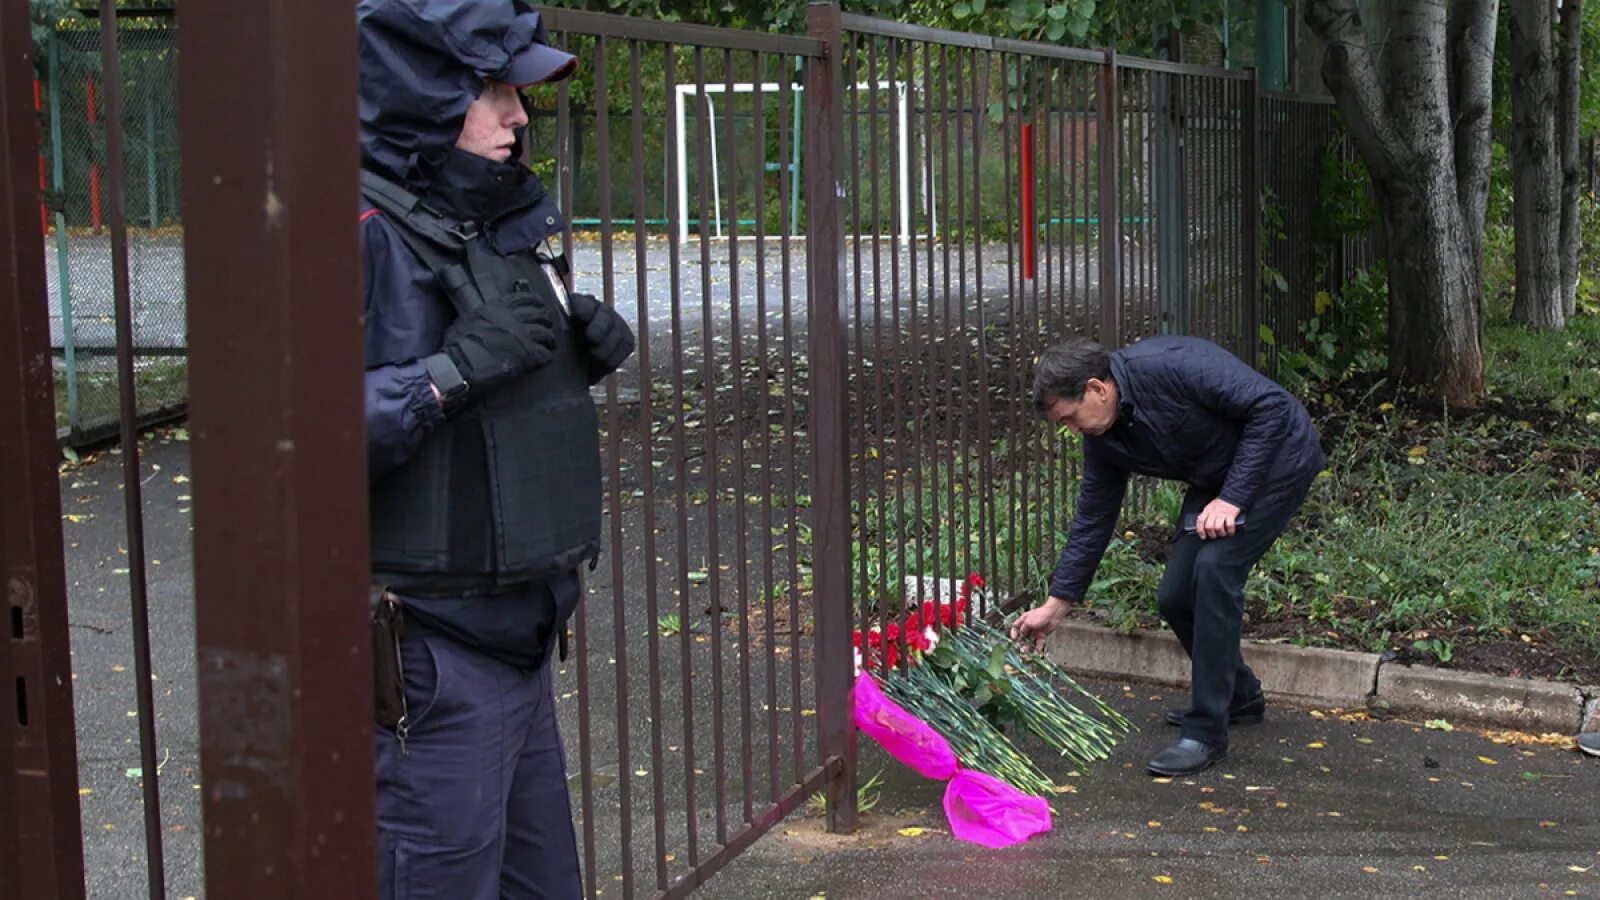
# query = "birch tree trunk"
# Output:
<box><xmin>1306</xmin><ymin>0</ymin><xmax>1489</xmax><ymax>405</ymax></box>
<box><xmin>1557</xmin><ymin>0</ymin><xmax>1584</xmax><ymax>321</ymax></box>
<box><xmin>1509</xmin><ymin>0</ymin><xmax>1564</xmax><ymax>329</ymax></box>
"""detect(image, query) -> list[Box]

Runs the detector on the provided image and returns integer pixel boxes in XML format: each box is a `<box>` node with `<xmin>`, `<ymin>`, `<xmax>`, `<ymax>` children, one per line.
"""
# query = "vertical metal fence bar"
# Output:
<box><xmin>845</xmin><ymin>35</ymin><xmax>870</xmax><ymax>663</ymax></box>
<box><xmin>776</xmin><ymin>63</ymin><xmax>805</xmax><ymax>789</ymax></box>
<box><xmin>1226</xmin><ymin>78</ymin><xmax>1238</xmax><ymax>352</ymax></box>
<box><xmin>1243</xmin><ymin>76</ymin><xmax>1261</xmax><ymax>362</ymax></box>
<box><xmin>177</xmin><ymin>0</ymin><xmax>376</xmax><ymax>892</ymax></box>
<box><xmin>804</xmin><ymin>0</ymin><xmax>857</xmax><ymax>835</ymax></box>
<box><xmin>869</xmin><ymin>39</ymin><xmax>895</xmax><ymax>671</ymax></box>
<box><xmin>694</xmin><ymin>45</ymin><xmax>729</xmax><ymax>849</ymax></box>
<box><xmin>1002</xmin><ymin>54</ymin><xmax>1020</xmax><ymax>599</ymax></box>
<box><xmin>718</xmin><ymin>46</ymin><xmax>753</xmax><ymax>832</ymax></box>
<box><xmin>554</xmin><ymin>64</ymin><xmax>601</xmax><ymax>900</ymax></box>
<box><xmin>974</xmin><ymin>51</ymin><xmax>994</xmax><ymax>598</ymax></box>
<box><xmin>1222</xmin><ymin>78</ymin><xmax>1233</xmax><ymax>349</ymax></box>
<box><xmin>592</xmin><ymin>36</ymin><xmax>638</xmax><ymax>900</ymax></box>
<box><xmin>931</xmin><ymin>42</ymin><xmax>951</xmax><ymax>619</ymax></box>
<box><xmin>907</xmin><ymin>39</ymin><xmax>928</xmax><ymax>641</ymax></box>
<box><xmin>1143</xmin><ymin>74</ymin><xmax>1158</xmax><ymax>340</ymax></box>
<box><xmin>626</xmin><ymin>40</ymin><xmax>670</xmax><ymax>892</ymax></box>
<box><xmin>46</xmin><ymin>31</ymin><xmax>80</xmax><ymax>435</ymax></box>
<box><xmin>955</xmin><ymin>47</ymin><xmax>972</xmax><ymax>589</ymax></box>
<box><xmin>97</xmin><ymin>2</ymin><xmax>166</xmax><ymax>889</ymax></box>
<box><xmin>1203</xmin><ymin>76</ymin><xmax>1216</xmax><ymax>342</ymax></box>
<box><xmin>1097</xmin><ymin>51</ymin><xmax>1120</xmax><ymax>346</ymax></box>
<box><xmin>887</xmin><ymin>37</ymin><xmax>909</xmax><ymax>663</ymax></box>
<box><xmin>2</xmin><ymin>0</ymin><xmax>86</xmax><ymax>892</ymax></box>
<box><xmin>664</xmin><ymin>43</ymin><xmax>701</xmax><ymax>869</ymax></box>
<box><xmin>750</xmin><ymin>50</ymin><xmax>780</xmax><ymax>808</ymax></box>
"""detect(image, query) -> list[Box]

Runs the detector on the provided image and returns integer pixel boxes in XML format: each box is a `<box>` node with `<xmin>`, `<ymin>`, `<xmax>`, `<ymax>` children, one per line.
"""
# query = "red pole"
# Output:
<box><xmin>35</xmin><ymin>78</ymin><xmax>47</xmax><ymax>234</ymax></box>
<box><xmin>1021</xmin><ymin>121</ymin><xmax>1036</xmax><ymax>281</ymax></box>
<box><xmin>87</xmin><ymin>77</ymin><xmax>102</xmax><ymax>231</ymax></box>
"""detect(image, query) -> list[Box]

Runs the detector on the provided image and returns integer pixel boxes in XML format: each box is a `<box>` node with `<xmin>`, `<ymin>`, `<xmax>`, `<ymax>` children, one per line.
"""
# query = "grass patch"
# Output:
<box><xmin>53</xmin><ymin>356</ymin><xmax>188</xmax><ymax>434</ymax></box>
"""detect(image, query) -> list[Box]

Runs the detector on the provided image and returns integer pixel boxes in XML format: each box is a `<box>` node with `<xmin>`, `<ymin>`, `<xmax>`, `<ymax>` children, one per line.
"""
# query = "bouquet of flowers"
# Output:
<box><xmin>854</xmin><ymin>574</ymin><xmax>1133</xmax><ymax>796</ymax></box>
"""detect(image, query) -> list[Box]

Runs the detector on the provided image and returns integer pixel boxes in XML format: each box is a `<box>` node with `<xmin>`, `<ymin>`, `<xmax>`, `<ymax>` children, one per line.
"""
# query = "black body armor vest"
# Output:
<box><xmin>362</xmin><ymin>171</ymin><xmax>602</xmax><ymax>592</ymax></box>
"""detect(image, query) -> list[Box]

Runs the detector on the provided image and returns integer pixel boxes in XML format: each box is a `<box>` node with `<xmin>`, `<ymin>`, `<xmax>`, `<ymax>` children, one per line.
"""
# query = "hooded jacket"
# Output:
<box><xmin>357</xmin><ymin>0</ymin><xmax>587</xmax><ymax>666</ymax></box>
<box><xmin>359</xmin><ymin>0</ymin><xmax>570</xmax><ymax>481</ymax></box>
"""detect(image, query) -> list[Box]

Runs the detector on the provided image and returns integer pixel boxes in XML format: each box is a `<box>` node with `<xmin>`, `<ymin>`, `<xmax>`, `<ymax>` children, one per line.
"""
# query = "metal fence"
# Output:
<box><xmin>5</xmin><ymin>4</ymin><xmax>1366</xmax><ymax>900</ymax></box>
<box><xmin>41</xmin><ymin>16</ymin><xmax>185</xmax><ymax>446</ymax></box>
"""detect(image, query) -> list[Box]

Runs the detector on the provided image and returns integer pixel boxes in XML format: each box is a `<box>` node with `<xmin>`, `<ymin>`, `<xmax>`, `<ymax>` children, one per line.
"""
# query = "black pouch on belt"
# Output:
<box><xmin>370</xmin><ymin>586</ymin><xmax>407</xmax><ymax>729</ymax></box>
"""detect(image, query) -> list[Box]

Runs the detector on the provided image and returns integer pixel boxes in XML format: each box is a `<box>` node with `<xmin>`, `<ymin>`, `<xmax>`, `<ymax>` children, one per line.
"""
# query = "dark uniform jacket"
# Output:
<box><xmin>359</xmin><ymin>0</ymin><xmax>583</xmax><ymax>666</ymax></box>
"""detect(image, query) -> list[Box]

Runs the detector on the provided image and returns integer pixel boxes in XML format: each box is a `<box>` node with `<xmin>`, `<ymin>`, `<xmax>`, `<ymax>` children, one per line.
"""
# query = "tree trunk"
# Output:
<box><xmin>1557</xmin><ymin>0</ymin><xmax>1583</xmax><ymax>320</ymax></box>
<box><xmin>1449</xmin><ymin>0</ymin><xmax>1499</xmax><ymax>332</ymax></box>
<box><xmin>1508</xmin><ymin>0</ymin><xmax>1564</xmax><ymax>329</ymax></box>
<box><xmin>1307</xmin><ymin>0</ymin><xmax>1488</xmax><ymax>405</ymax></box>
<box><xmin>1378</xmin><ymin>164</ymin><xmax>1486</xmax><ymax>404</ymax></box>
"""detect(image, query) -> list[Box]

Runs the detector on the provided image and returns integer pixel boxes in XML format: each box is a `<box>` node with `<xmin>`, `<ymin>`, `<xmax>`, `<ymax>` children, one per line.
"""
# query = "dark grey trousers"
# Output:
<box><xmin>1158</xmin><ymin>487</ymin><xmax>1309</xmax><ymax>744</ymax></box>
<box><xmin>375</xmin><ymin>633</ymin><xmax>580</xmax><ymax>899</ymax></box>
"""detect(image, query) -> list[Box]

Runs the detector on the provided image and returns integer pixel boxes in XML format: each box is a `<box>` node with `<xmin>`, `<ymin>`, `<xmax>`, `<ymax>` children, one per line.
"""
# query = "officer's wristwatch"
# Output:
<box><xmin>421</xmin><ymin>352</ymin><xmax>469</xmax><ymax>411</ymax></box>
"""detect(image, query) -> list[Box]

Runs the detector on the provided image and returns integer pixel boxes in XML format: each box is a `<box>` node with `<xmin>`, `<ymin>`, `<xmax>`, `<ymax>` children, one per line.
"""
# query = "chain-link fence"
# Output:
<box><xmin>41</xmin><ymin>17</ymin><xmax>185</xmax><ymax>445</ymax></box>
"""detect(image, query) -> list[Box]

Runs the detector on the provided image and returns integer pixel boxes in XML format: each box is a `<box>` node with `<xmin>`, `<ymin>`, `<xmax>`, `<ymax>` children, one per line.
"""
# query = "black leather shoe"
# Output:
<box><xmin>1163</xmin><ymin>691</ymin><xmax>1266</xmax><ymax>727</ymax></box>
<box><xmin>1147</xmin><ymin>738</ymin><xmax>1228</xmax><ymax>776</ymax></box>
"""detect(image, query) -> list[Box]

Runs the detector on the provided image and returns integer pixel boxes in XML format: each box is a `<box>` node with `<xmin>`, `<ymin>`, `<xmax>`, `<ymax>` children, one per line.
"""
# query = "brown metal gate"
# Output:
<box><xmin>3</xmin><ymin>3</ymin><xmax>1368</xmax><ymax>898</ymax></box>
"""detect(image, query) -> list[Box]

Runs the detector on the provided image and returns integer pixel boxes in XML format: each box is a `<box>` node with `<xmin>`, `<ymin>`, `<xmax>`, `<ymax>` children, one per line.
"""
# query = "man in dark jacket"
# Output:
<box><xmin>1011</xmin><ymin>336</ymin><xmax>1325</xmax><ymax>777</ymax></box>
<box><xmin>358</xmin><ymin>1</ymin><xmax>632</xmax><ymax>895</ymax></box>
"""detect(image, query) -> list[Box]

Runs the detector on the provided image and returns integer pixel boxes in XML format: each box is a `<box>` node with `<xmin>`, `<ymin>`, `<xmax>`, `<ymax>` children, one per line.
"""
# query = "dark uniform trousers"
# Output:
<box><xmin>375</xmin><ymin>632</ymin><xmax>581</xmax><ymax>899</ymax></box>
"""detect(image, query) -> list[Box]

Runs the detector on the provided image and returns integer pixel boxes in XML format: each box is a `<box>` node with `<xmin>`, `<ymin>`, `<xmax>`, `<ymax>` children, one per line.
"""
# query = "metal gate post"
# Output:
<box><xmin>177</xmin><ymin>0</ymin><xmax>377</xmax><ymax>895</ymax></box>
<box><xmin>1</xmin><ymin>1</ymin><xmax>88</xmax><ymax>897</ymax></box>
<box><xmin>804</xmin><ymin>0</ymin><xmax>858</xmax><ymax>836</ymax></box>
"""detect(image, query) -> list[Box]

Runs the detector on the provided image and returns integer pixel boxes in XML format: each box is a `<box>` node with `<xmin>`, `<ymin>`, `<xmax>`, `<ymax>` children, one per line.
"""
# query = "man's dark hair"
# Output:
<box><xmin>1031</xmin><ymin>337</ymin><xmax>1111</xmax><ymax>413</ymax></box>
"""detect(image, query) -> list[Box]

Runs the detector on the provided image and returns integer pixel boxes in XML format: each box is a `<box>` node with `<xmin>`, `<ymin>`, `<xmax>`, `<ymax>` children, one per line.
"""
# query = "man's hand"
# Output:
<box><xmin>1010</xmin><ymin>596</ymin><xmax>1070</xmax><ymax>653</ymax></box>
<box><xmin>568</xmin><ymin>293</ymin><xmax>636</xmax><ymax>381</ymax></box>
<box><xmin>441</xmin><ymin>287</ymin><xmax>557</xmax><ymax>394</ymax></box>
<box><xmin>1195</xmin><ymin>497</ymin><xmax>1242</xmax><ymax>540</ymax></box>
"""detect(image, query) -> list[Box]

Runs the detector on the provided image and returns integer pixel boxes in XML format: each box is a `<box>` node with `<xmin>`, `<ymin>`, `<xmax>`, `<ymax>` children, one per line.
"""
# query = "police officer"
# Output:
<box><xmin>357</xmin><ymin>1</ymin><xmax>632</xmax><ymax>895</ymax></box>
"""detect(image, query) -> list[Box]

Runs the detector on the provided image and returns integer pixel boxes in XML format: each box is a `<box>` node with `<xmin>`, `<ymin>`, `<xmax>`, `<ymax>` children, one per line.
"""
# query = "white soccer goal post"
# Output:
<box><xmin>672</xmin><ymin>81</ymin><xmax>927</xmax><ymax>244</ymax></box>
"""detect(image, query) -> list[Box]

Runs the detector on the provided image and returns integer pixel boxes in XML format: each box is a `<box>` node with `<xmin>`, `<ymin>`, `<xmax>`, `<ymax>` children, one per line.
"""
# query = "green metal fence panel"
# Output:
<box><xmin>43</xmin><ymin>19</ymin><xmax>185</xmax><ymax>445</ymax></box>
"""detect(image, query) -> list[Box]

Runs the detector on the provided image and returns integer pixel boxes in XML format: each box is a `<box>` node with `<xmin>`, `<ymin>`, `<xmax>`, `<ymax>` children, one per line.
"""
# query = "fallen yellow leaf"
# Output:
<box><xmin>1477</xmin><ymin>756</ymin><xmax>1498</xmax><ymax>765</ymax></box>
<box><xmin>1050</xmin><ymin>784</ymin><xmax>1078</xmax><ymax>794</ymax></box>
<box><xmin>1153</xmin><ymin>875</ymin><xmax>1174</xmax><ymax>884</ymax></box>
<box><xmin>1406</xmin><ymin>445</ymin><xmax>1428</xmax><ymax>457</ymax></box>
<box><xmin>1307</xmin><ymin>742</ymin><xmax>1326</xmax><ymax>749</ymax></box>
<box><xmin>1434</xmin><ymin>856</ymin><xmax>1449</xmax><ymax>861</ymax></box>
<box><xmin>1147</xmin><ymin>821</ymin><xmax>1163</xmax><ymax>828</ymax></box>
<box><xmin>897</xmin><ymin>827</ymin><xmax>926</xmax><ymax>837</ymax></box>
<box><xmin>1568</xmin><ymin>865</ymin><xmax>1593</xmax><ymax>873</ymax></box>
<box><xmin>1363</xmin><ymin>867</ymin><xmax>1379</xmax><ymax>874</ymax></box>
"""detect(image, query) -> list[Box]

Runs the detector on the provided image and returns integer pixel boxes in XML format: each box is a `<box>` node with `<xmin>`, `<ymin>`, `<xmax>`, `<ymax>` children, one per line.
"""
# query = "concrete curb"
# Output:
<box><xmin>1044</xmin><ymin>621</ymin><xmax>1596</xmax><ymax>734</ymax></box>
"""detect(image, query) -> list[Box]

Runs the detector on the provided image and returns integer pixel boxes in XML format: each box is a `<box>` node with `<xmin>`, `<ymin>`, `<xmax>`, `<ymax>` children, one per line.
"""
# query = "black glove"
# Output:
<box><xmin>568</xmin><ymin>292</ymin><xmax>636</xmax><ymax>382</ymax></box>
<box><xmin>440</xmin><ymin>288</ymin><xmax>557</xmax><ymax>394</ymax></box>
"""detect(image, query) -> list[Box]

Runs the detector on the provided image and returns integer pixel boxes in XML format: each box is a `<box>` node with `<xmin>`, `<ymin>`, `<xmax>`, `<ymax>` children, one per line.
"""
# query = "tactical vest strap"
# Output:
<box><xmin>359</xmin><ymin>170</ymin><xmax>486</xmax><ymax>315</ymax></box>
